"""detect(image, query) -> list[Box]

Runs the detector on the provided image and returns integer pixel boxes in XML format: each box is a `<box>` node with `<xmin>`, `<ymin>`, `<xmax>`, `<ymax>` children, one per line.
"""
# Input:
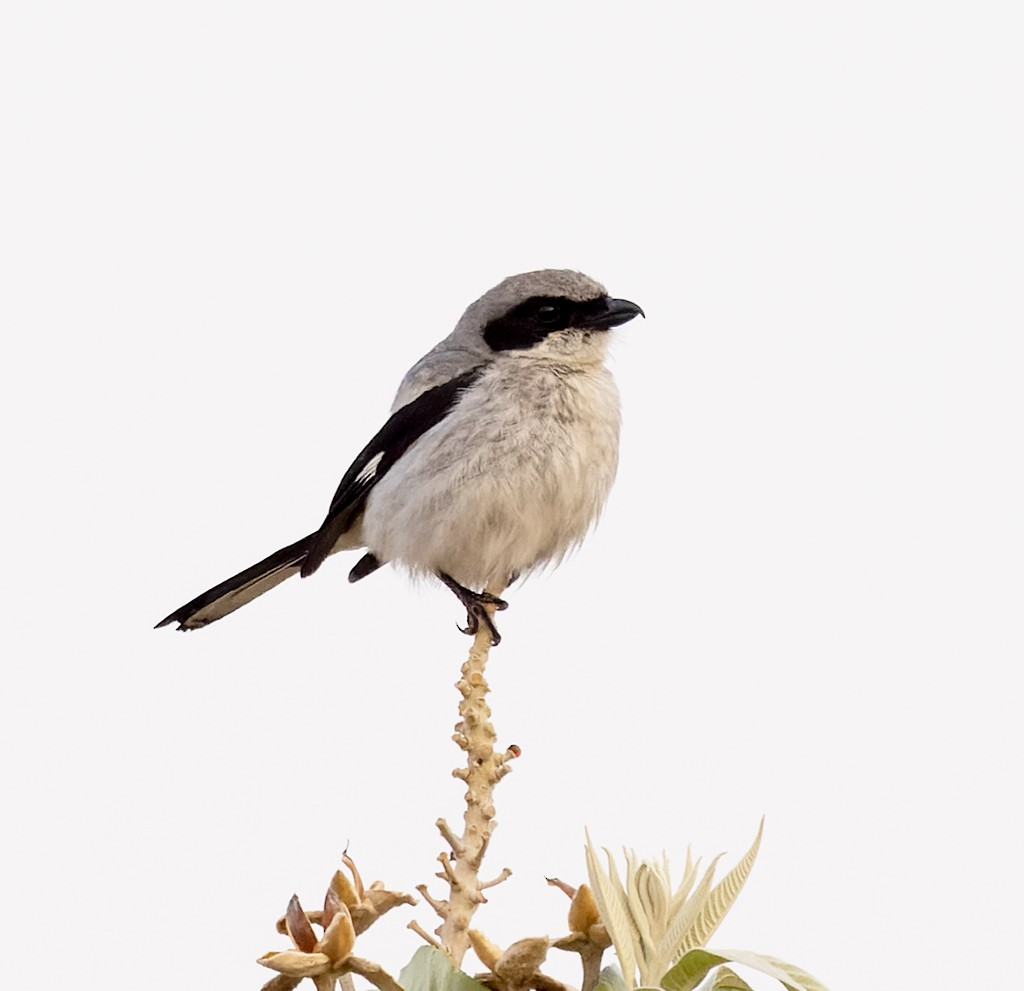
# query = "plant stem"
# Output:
<box><xmin>435</xmin><ymin>587</ymin><xmax>514</xmax><ymax>965</ymax></box>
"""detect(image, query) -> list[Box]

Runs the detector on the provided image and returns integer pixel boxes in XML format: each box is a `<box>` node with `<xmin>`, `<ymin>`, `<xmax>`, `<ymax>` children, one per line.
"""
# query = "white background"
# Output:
<box><xmin>2</xmin><ymin>4</ymin><xmax>1021</xmax><ymax>990</ymax></box>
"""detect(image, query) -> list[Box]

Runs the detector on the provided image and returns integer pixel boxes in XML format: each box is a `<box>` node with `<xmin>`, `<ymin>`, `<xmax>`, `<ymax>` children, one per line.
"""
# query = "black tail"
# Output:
<box><xmin>156</xmin><ymin>534</ymin><xmax>316</xmax><ymax>631</ymax></box>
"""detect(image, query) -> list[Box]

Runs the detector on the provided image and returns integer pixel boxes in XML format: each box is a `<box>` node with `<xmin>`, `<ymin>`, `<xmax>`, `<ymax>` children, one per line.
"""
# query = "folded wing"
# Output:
<box><xmin>156</xmin><ymin>363</ymin><xmax>489</xmax><ymax>630</ymax></box>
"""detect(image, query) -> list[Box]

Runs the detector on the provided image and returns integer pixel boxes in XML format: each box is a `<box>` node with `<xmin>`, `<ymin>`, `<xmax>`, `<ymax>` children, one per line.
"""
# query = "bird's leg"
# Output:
<box><xmin>437</xmin><ymin>572</ymin><xmax>508</xmax><ymax>646</ymax></box>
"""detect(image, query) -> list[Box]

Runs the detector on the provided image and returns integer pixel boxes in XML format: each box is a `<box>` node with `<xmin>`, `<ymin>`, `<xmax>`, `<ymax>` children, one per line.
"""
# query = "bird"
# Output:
<box><xmin>156</xmin><ymin>269</ymin><xmax>643</xmax><ymax>644</ymax></box>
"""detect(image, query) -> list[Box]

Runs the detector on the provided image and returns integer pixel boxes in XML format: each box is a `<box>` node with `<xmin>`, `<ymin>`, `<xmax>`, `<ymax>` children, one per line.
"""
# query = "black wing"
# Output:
<box><xmin>300</xmin><ymin>363</ymin><xmax>489</xmax><ymax>577</ymax></box>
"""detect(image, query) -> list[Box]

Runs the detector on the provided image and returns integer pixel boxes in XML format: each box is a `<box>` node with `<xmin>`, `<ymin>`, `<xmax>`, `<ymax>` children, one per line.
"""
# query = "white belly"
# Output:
<box><xmin>361</xmin><ymin>360</ymin><xmax>621</xmax><ymax>588</ymax></box>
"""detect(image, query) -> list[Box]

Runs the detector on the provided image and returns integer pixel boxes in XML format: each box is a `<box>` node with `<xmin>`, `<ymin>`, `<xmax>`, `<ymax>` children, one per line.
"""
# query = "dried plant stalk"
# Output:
<box><xmin>433</xmin><ymin>587</ymin><xmax>516</xmax><ymax>965</ymax></box>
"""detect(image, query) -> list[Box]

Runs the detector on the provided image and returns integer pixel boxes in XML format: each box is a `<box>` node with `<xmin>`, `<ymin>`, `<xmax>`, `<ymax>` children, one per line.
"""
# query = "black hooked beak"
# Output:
<box><xmin>585</xmin><ymin>297</ymin><xmax>646</xmax><ymax>330</ymax></box>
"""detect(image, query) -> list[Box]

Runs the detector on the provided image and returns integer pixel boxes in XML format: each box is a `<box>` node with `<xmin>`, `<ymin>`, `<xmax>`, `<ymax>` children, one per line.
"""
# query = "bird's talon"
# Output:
<box><xmin>479</xmin><ymin>610</ymin><xmax>502</xmax><ymax>647</ymax></box>
<box><xmin>459</xmin><ymin>609</ymin><xmax>480</xmax><ymax>636</ymax></box>
<box><xmin>438</xmin><ymin>572</ymin><xmax>507</xmax><ymax>646</ymax></box>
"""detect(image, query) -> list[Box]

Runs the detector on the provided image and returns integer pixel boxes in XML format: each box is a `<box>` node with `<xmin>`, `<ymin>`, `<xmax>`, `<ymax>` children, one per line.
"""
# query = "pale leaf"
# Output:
<box><xmin>623</xmin><ymin>850</ymin><xmax>655</xmax><ymax>973</ymax></box>
<box><xmin>679</xmin><ymin>819</ymin><xmax>763</xmax><ymax>954</ymax></box>
<box><xmin>669</xmin><ymin>852</ymin><xmax>699</xmax><ymax>916</ymax></box>
<box><xmin>585</xmin><ymin>834</ymin><xmax>639</xmax><ymax>988</ymax></box>
<box><xmin>657</xmin><ymin>855</ymin><xmax>723</xmax><ymax>967</ymax></box>
<box><xmin>642</xmin><ymin>864</ymin><xmax>669</xmax><ymax>943</ymax></box>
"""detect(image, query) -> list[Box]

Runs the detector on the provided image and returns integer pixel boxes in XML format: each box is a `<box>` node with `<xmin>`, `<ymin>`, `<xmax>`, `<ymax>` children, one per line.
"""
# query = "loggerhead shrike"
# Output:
<box><xmin>157</xmin><ymin>269</ymin><xmax>643</xmax><ymax>644</ymax></box>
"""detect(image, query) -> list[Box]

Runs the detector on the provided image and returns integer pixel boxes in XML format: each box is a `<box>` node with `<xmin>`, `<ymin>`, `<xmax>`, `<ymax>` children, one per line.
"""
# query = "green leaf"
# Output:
<box><xmin>661</xmin><ymin>948</ymin><xmax>830</xmax><ymax>991</ymax></box>
<box><xmin>660</xmin><ymin>949</ymin><xmax>728</xmax><ymax>991</ymax></box>
<box><xmin>399</xmin><ymin>946</ymin><xmax>488</xmax><ymax>991</ymax></box>
<box><xmin>710</xmin><ymin>967</ymin><xmax>754</xmax><ymax>990</ymax></box>
<box><xmin>595</xmin><ymin>966</ymin><xmax>629</xmax><ymax>991</ymax></box>
<box><xmin>712</xmin><ymin>951</ymin><xmax>830</xmax><ymax>991</ymax></box>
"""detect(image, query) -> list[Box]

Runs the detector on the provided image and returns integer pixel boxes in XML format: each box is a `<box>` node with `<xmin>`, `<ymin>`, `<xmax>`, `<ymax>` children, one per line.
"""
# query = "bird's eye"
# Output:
<box><xmin>537</xmin><ymin>305</ymin><xmax>561</xmax><ymax>324</ymax></box>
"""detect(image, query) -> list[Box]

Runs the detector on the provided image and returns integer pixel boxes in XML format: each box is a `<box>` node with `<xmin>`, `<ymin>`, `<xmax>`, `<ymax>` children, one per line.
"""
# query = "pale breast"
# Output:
<box><xmin>361</xmin><ymin>359</ymin><xmax>621</xmax><ymax>588</ymax></box>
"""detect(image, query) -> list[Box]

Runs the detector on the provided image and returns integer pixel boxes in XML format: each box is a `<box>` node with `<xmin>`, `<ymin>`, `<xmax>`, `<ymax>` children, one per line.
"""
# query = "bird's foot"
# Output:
<box><xmin>459</xmin><ymin>593</ymin><xmax>508</xmax><ymax>646</ymax></box>
<box><xmin>438</xmin><ymin>572</ymin><xmax>508</xmax><ymax>646</ymax></box>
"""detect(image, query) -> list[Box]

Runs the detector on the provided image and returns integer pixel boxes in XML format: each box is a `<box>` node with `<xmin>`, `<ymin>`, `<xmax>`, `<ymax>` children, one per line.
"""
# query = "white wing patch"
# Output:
<box><xmin>356</xmin><ymin>452</ymin><xmax>384</xmax><ymax>485</ymax></box>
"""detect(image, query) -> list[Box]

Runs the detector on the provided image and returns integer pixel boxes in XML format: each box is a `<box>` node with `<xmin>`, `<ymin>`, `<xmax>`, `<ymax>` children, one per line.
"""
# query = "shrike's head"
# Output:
<box><xmin>395</xmin><ymin>270</ymin><xmax>643</xmax><ymax>408</ymax></box>
<box><xmin>454</xmin><ymin>269</ymin><xmax>644</xmax><ymax>362</ymax></box>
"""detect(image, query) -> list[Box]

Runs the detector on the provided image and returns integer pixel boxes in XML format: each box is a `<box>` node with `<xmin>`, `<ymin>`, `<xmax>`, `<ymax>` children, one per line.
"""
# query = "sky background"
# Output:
<box><xmin>3</xmin><ymin>3</ymin><xmax>1021</xmax><ymax>990</ymax></box>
